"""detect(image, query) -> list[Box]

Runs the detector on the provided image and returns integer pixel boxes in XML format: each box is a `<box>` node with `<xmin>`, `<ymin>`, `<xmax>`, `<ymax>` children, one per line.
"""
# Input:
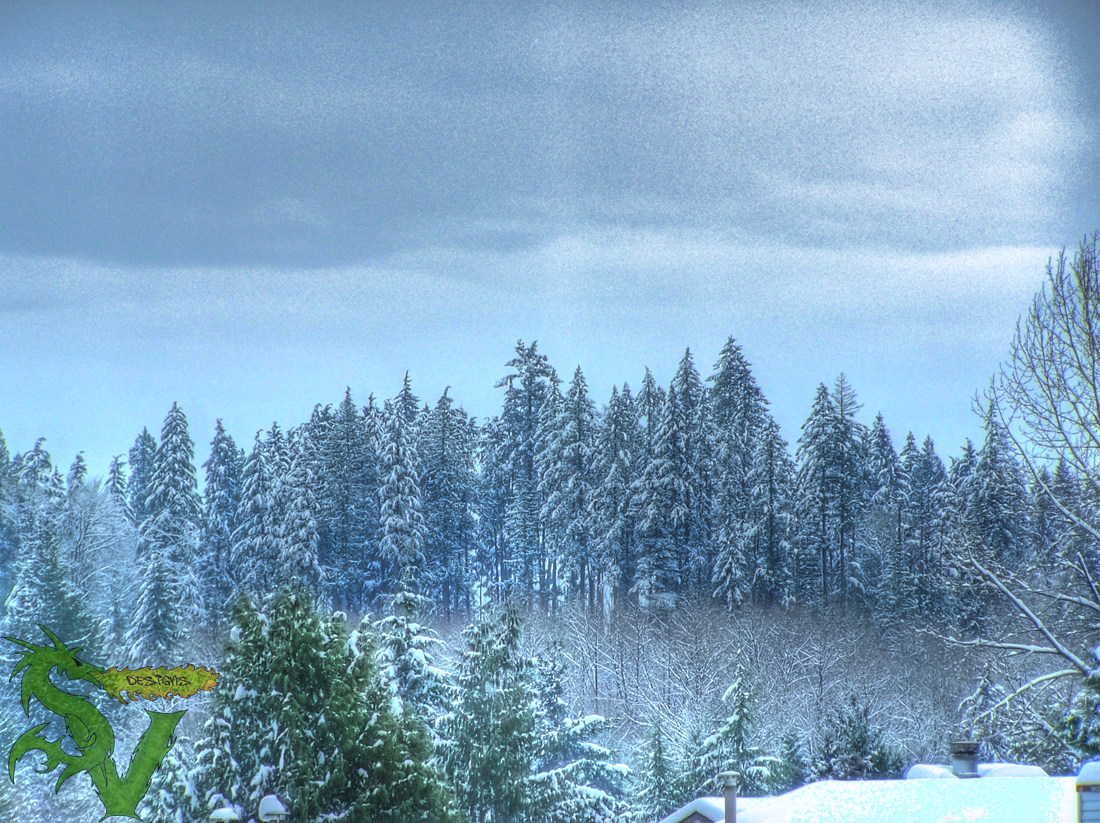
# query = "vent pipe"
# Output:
<box><xmin>950</xmin><ymin>741</ymin><xmax>980</xmax><ymax>778</ymax></box>
<box><xmin>718</xmin><ymin>771</ymin><xmax>738</xmax><ymax>823</ymax></box>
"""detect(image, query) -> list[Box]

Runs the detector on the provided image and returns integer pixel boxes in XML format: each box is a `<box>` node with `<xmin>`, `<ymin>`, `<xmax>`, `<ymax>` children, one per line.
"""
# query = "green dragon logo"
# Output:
<box><xmin>5</xmin><ymin>625</ymin><xmax>219</xmax><ymax>820</ymax></box>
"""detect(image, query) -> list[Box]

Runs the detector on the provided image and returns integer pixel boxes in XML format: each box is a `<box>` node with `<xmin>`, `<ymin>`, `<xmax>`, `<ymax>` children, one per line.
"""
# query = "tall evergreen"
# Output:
<box><xmin>795</xmin><ymin>384</ymin><xmax>835</xmax><ymax>609</ymax></box>
<box><xmin>495</xmin><ymin>340</ymin><xmax>555</xmax><ymax>604</ymax></box>
<box><xmin>439</xmin><ymin>607</ymin><xmax>539</xmax><ymax>823</ymax></box>
<box><xmin>319</xmin><ymin>389</ymin><xmax>379</xmax><ymax>611</ymax></box>
<box><xmin>378</xmin><ymin>387</ymin><xmax>427</xmax><ymax>599</ymax></box>
<box><xmin>671</xmin><ymin>349</ymin><xmax>713</xmax><ymax>590</ymax></box>
<box><xmin>590</xmin><ymin>384</ymin><xmax>641</xmax><ymax>615</ymax></box>
<box><xmin>278</xmin><ymin>427</ymin><xmax>326</xmax><ymax>599</ymax></box>
<box><xmin>421</xmin><ymin>388</ymin><xmax>478</xmax><ymax>620</ymax></box>
<box><xmin>129</xmin><ymin>404</ymin><xmax>202</xmax><ymax>663</ymax></box>
<box><xmin>127</xmin><ymin>427</ymin><xmax>158</xmax><ymax>529</ymax></box>
<box><xmin>232</xmin><ymin>432</ymin><xmax>280</xmax><ymax>601</ymax></box>
<box><xmin>634</xmin><ymin>718</ymin><xmax>677</xmax><ymax>822</ymax></box>
<box><xmin>540</xmin><ymin>366</ymin><xmax>598</xmax><ymax>613</ymax></box>
<box><xmin>708</xmin><ymin>338</ymin><xmax>771</xmax><ymax>606</ymax></box>
<box><xmin>743</xmin><ymin>418</ymin><xmax>795</xmax><ymax>606</ymax></box>
<box><xmin>198</xmin><ymin>420</ymin><xmax>243</xmax><ymax>641</ymax></box>
<box><xmin>632</xmin><ymin>385</ymin><xmax>689</xmax><ymax>610</ymax></box>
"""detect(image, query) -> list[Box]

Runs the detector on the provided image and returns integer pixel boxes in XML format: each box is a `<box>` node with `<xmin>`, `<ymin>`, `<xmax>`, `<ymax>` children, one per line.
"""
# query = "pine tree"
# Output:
<box><xmin>634</xmin><ymin>718</ymin><xmax>677</xmax><ymax>822</ymax></box>
<box><xmin>829</xmin><ymin>374</ymin><xmax>865</xmax><ymax>610</ymax></box>
<box><xmin>378</xmin><ymin>389</ymin><xmax>427</xmax><ymax>599</ymax></box>
<box><xmin>439</xmin><ymin>607</ymin><xmax>539</xmax><ymax>823</ymax></box>
<box><xmin>131</xmin><ymin>403</ymin><xmax>202</xmax><ymax>662</ymax></box>
<box><xmin>199</xmin><ymin>420</ymin><xmax>243</xmax><ymax>643</ymax></box>
<box><xmin>232</xmin><ymin>432</ymin><xmax>280</xmax><ymax>601</ymax></box>
<box><xmin>421</xmin><ymin>388</ymin><xmax>478</xmax><ymax>620</ymax></box>
<box><xmin>529</xmin><ymin>644</ymin><xmax>628</xmax><ymax>823</ymax></box>
<box><xmin>278</xmin><ymin>428</ymin><xmax>326</xmax><ymax>600</ymax></box>
<box><xmin>680</xmin><ymin>663</ymin><xmax>773</xmax><ymax>798</ymax></box>
<box><xmin>795</xmin><ymin>385</ymin><xmax>835</xmax><ymax>609</ymax></box>
<box><xmin>632</xmin><ymin>385</ymin><xmax>689</xmax><ymax>610</ymax></box>
<box><xmin>708</xmin><ymin>338</ymin><xmax>772</xmax><ymax>607</ymax></box>
<box><xmin>590</xmin><ymin>384</ymin><xmax>641</xmax><ymax>616</ymax></box>
<box><xmin>496</xmin><ymin>341</ymin><xmax>555</xmax><ymax>605</ymax></box>
<box><xmin>318</xmin><ymin>389</ymin><xmax>379</xmax><ymax>611</ymax></box>
<box><xmin>965</xmin><ymin>408</ymin><xmax>1029</xmax><ymax>568</ymax></box>
<box><xmin>541</xmin><ymin>366</ymin><xmax>598</xmax><ymax>613</ymax></box>
<box><xmin>672</xmin><ymin>349</ymin><xmax>714</xmax><ymax>591</ymax></box>
<box><xmin>743</xmin><ymin>418</ymin><xmax>795</xmax><ymax>606</ymax></box>
<box><xmin>128</xmin><ymin>427</ymin><xmax>158</xmax><ymax>529</ymax></box>
<box><xmin>807</xmin><ymin>694</ymin><xmax>904</xmax><ymax>781</ymax></box>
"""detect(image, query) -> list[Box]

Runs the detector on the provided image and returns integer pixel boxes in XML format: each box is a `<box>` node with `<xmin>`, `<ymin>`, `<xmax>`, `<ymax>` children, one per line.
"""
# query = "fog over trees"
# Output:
<box><xmin>3</xmin><ymin>236</ymin><xmax>1100</xmax><ymax>822</ymax></box>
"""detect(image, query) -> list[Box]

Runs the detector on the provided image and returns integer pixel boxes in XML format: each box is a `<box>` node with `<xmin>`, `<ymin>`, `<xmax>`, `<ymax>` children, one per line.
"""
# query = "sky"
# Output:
<box><xmin>2</xmin><ymin>0</ymin><xmax>1098</xmax><ymax>483</ymax></box>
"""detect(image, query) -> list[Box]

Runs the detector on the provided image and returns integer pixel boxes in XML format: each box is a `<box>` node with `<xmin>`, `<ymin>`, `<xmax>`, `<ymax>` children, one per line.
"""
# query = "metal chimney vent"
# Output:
<box><xmin>949</xmin><ymin>741</ymin><xmax>980</xmax><ymax>778</ymax></box>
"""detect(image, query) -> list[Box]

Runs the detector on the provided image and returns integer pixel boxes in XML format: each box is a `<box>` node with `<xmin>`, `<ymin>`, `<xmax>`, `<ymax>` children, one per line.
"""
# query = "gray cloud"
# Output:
<box><xmin>0</xmin><ymin>1</ymin><xmax>1088</xmax><ymax>269</ymax></box>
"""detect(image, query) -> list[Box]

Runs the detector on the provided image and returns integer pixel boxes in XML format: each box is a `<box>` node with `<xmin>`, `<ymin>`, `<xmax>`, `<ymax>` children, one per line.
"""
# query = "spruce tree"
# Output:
<box><xmin>795</xmin><ymin>385</ymin><xmax>835</xmax><ymax>609</ymax></box>
<box><xmin>439</xmin><ymin>607</ymin><xmax>539</xmax><ymax>823</ymax></box>
<box><xmin>495</xmin><ymin>340</ymin><xmax>555</xmax><ymax>605</ymax></box>
<box><xmin>199</xmin><ymin>420</ymin><xmax>243</xmax><ymax>643</ymax></box>
<box><xmin>590</xmin><ymin>384</ymin><xmax>641</xmax><ymax>615</ymax></box>
<box><xmin>378</xmin><ymin>390</ymin><xmax>427</xmax><ymax>598</ymax></box>
<box><xmin>128</xmin><ymin>427</ymin><xmax>158</xmax><ymax>530</ymax></box>
<box><xmin>634</xmin><ymin>718</ymin><xmax>677</xmax><ymax>822</ymax></box>
<box><xmin>421</xmin><ymin>388</ymin><xmax>478</xmax><ymax>620</ymax></box>
<box><xmin>232</xmin><ymin>432</ymin><xmax>280</xmax><ymax>601</ymax></box>
<box><xmin>540</xmin><ymin>366</ymin><xmax>598</xmax><ymax>613</ymax></box>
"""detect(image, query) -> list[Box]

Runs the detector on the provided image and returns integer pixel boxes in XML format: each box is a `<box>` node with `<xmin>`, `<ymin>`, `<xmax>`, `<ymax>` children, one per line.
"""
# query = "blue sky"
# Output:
<box><xmin>2</xmin><ymin>0</ymin><xmax>1098</xmax><ymax>480</ymax></box>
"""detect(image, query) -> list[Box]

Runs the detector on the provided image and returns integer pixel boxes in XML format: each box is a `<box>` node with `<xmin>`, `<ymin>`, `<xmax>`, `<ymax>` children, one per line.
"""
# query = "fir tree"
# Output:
<box><xmin>540</xmin><ymin>366</ymin><xmax>598</xmax><ymax>613</ymax></box>
<box><xmin>278</xmin><ymin>428</ymin><xmax>326</xmax><ymax>600</ymax></box>
<box><xmin>795</xmin><ymin>385</ymin><xmax>835</xmax><ymax>609</ymax></box>
<box><xmin>634</xmin><ymin>718</ymin><xmax>677</xmax><ymax>822</ymax></box>
<box><xmin>128</xmin><ymin>427</ymin><xmax>158</xmax><ymax>529</ymax></box>
<box><xmin>439</xmin><ymin>607</ymin><xmax>539</xmax><ymax>823</ymax></box>
<box><xmin>632</xmin><ymin>385</ymin><xmax>689</xmax><ymax>610</ymax></box>
<box><xmin>232</xmin><ymin>432</ymin><xmax>280</xmax><ymax>601</ymax></box>
<box><xmin>319</xmin><ymin>389</ymin><xmax>379</xmax><ymax>610</ymax></box>
<box><xmin>495</xmin><ymin>341</ymin><xmax>555</xmax><ymax>605</ymax></box>
<box><xmin>529</xmin><ymin>644</ymin><xmax>628</xmax><ymax>823</ymax></box>
<box><xmin>807</xmin><ymin>694</ymin><xmax>904</xmax><ymax>781</ymax></box>
<box><xmin>421</xmin><ymin>388</ymin><xmax>478</xmax><ymax>620</ymax></box>
<box><xmin>378</xmin><ymin>389</ymin><xmax>427</xmax><ymax>599</ymax></box>
<box><xmin>590</xmin><ymin>384</ymin><xmax>641</xmax><ymax>616</ymax></box>
<box><xmin>199</xmin><ymin>420</ymin><xmax>243</xmax><ymax>643</ymax></box>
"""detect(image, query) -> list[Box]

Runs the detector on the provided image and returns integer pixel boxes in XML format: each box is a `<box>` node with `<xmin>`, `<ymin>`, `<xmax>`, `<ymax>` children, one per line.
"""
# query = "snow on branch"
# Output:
<box><xmin>965</xmin><ymin>554</ymin><xmax>1091</xmax><ymax>674</ymax></box>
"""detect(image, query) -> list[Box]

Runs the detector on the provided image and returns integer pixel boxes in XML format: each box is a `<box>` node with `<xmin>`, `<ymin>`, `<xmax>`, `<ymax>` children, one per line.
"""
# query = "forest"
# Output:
<box><xmin>2</xmin><ymin>239</ymin><xmax>1100</xmax><ymax>822</ymax></box>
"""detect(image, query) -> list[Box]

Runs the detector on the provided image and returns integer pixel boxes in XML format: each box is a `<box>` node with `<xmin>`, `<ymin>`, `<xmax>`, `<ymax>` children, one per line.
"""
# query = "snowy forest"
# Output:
<box><xmin>3</xmin><ymin>239</ymin><xmax>1100</xmax><ymax>822</ymax></box>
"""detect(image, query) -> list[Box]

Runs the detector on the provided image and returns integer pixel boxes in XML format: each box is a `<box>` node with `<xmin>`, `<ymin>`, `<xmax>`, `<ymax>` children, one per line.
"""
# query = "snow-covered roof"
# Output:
<box><xmin>656</xmin><ymin>796</ymin><xmax>767</xmax><ymax>823</ymax></box>
<box><xmin>658</xmin><ymin>777</ymin><xmax>1077</xmax><ymax>823</ymax></box>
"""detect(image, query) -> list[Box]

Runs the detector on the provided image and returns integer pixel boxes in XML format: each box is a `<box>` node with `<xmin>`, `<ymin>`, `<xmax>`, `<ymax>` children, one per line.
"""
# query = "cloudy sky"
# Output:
<box><xmin>2</xmin><ymin>0</ymin><xmax>1098</xmax><ymax>480</ymax></box>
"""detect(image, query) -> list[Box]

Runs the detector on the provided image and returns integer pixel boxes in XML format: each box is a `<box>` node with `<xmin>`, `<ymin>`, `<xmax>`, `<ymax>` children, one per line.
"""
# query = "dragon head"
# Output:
<box><xmin>6</xmin><ymin>625</ymin><xmax>105</xmax><ymax>714</ymax></box>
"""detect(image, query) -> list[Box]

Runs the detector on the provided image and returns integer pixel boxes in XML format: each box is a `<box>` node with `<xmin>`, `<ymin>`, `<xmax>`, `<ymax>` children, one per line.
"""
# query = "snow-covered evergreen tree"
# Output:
<box><xmin>231</xmin><ymin>432</ymin><xmax>280</xmax><ymax>602</ymax></box>
<box><xmin>807</xmin><ymin>693</ymin><xmax>904</xmax><ymax>781</ymax></box>
<box><xmin>540</xmin><ymin>366</ymin><xmax>598</xmax><ymax>613</ymax></box>
<box><xmin>590</xmin><ymin>384</ymin><xmax>641</xmax><ymax>617</ymax></box>
<box><xmin>496</xmin><ymin>340</ymin><xmax>555</xmax><ymax>605</ymax></box>
<box><xmin>795</xmin><ymin>384</ymin><xmax>835</xmax><ymax>609</ymax></box>
<box><xmin>632</xmin><ymin>385</ymin><xmax>689</xmax><ymax>610</ymax></box>
<box><xmin>421</xmin><ymin>388</ymin><xmax>478</xmax><ymax>620</ymax></box>
<box><xmin>199</xmin><ymin>420</ymin><xmax>243</xmax><ymax>643</ymax></box>
<box><xmin>277</xmin><ymin>427</ymin><xmax>326</xmax><ymax>599</ymax></box>
<box><xmin>634</xmin><ymin>718</ymin><xmax>678</xmax><ymax>822</ymax></box>
<box><xmin>378</xmin><ymin>386</ymin><xmax>427</xmax><ymax>599</ymax></box>
<box><xmin>439</xmin><ymin>607</ymin><xmax>539</xmax><ymax>823</ymax></box>
<box><xmin>680</xmin><ymin>663</ymin><xmax>773</xmax><ymax>798</ymax></box>
<box><xmin>528</xmin><ymin>644</ymin><xmax>629</xmax><ymax>823</ymax></box>
<box><xmin>128</xmin><ymin>427</ymin><xmax>157</xmax><ymax>529</ymax></box>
